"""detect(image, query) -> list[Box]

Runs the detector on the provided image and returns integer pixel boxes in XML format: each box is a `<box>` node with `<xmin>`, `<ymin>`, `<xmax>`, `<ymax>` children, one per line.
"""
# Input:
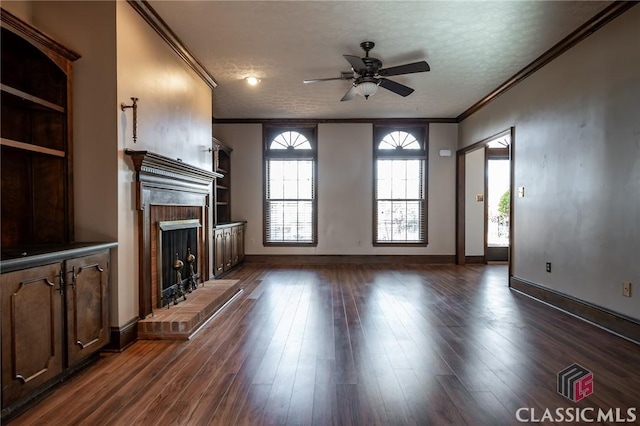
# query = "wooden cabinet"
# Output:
<box><xmin>1</xmin><ymin>10</ymin><xmax>80</xmax><ymax>249</ymax></box>
<box><xmin>0</xmin><ymin>263</ymin><xmax>64</xmax><ymax>409</ymax></box>
<box><xmin>65</xmin><ymin>252</ymin><xmax>110</xmax><ymax>366</ymax></box>
<box><xmin>213</xmin><ymin>228</ymin><xmax>225</xmax><ymax>275</ymax></box>
<box><xmin>212</xmin><ymin>138</ymin><xmax>232</xmax><ymax>224</ymax></box>
<box><xmin>212</xmin><ymin>223</ymin><xmax>245</xmax><ymax>277</ymax></box>
<box><xmin>1</xmin><ymin>245</ymin><xmax>113</xmax><ymax>419</ymax></box>
<box><xmin>211</xmin><ymin>137</ymin><xmax>246</xmax><ymax>277</ymax></box>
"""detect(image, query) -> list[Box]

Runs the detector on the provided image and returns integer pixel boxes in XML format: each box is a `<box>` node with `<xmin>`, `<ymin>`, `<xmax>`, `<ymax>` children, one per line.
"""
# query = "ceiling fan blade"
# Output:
<box><xmin>379</xmin><ymin>78</ymin><xmax>414</xmax><ymax>97</ymax></box>
<box><xmin>303</xmin><ymin>77</ymin><xmax>349</xmax><ymax>84</ymax></box>
<box><xmin>340</xmin><ymin>86</ymin><xmax>357</xmax><ymax>102</ymax></box>
<box><xmin>378</xmin><ymin>61</ymin><xmax>430</xmax><ymax>77</ymax></box>
<box><xmin>343</xmin><ymin>54</ymin><xmax>367</xmax><ymax>71</ymax></box>
<box><xmin>303</xmin><ymin>71</ymin><xmax>354</xmax><ymax>84</ymax></box>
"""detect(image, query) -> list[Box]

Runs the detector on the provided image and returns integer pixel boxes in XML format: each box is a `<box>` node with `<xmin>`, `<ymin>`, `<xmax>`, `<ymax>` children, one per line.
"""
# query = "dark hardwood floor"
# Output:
<box><xmin>8</xmin><ymin>264</ymin><xmax>640</xmax><ymax>425</ymax></box>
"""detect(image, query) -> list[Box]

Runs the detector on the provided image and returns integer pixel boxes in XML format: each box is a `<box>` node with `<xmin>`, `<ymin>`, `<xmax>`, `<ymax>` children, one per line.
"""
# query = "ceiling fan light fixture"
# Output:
<box><xmin>355</xmin><ymin>81</ymin><xmax>379</xmax><ymax>99</ymax></box>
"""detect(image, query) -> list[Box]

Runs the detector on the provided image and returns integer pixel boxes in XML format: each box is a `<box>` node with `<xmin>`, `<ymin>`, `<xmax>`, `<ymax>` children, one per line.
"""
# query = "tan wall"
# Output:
<box><xmin>31</xmin><ymin>1</ymin><xmax>120</xmax><ymax>323</ymax></box>
<box><xmin>24</xmin><ymin>1</ymin><xmax>213</xmax><ymax>327</ymax></box>
<box><xmin>115</xmin><ymin>2</ymin><xmax>213</xmax><ymax>325</ymax></box>
<box><xmin>459</xmin><ymin>7</ymin><xmax>640</xmax><ymax>319</ymax></box>
<box><xmin>1</xmin><ymin>1</ymin><xmax>33</xmax><ymax>23</ymax></box>
<box><xmin>213</xmin><ymin>122</ymin><xmax>458</xmax><ymax>255</ymax></box>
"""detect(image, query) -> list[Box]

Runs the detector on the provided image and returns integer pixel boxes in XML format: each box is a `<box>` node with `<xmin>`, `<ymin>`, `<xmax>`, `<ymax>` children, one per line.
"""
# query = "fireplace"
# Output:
<box><xmin>126</xmin><ymin>149</ymin><xmax>221</xmax><ymax>318</ymax></box>
<box><xmin>158</xmin><ymin>219</ymin><xmax>200</xmax><ymax>307</ymax></box>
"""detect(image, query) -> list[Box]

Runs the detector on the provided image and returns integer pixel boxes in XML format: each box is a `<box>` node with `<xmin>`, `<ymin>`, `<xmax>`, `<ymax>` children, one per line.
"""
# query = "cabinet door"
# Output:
<box><xmin>236</xmin><ymin>225</ymin><xmax>245</xmax><ymax>263</ymax></box>
<box><xmin>1</xmin><ymin>263</ymin><xmax>63</xmax><ymax>407</ymax></box>
<box><xmin>223</xmin><ymin>228</ymin><xmax>233</xmax><ymax>271</ymax></box>
<box><xmin>214</xmin><ymin>229</ymin><xmax>225</xmax><ymax>275</ymax></box>
<box><xmin>65</xmin><ymin>252</ymin><xmax>109</xmax><ymax>366</ymax></box>
<box><xmin>231</xmin><ymin>226</ymin><xmax>239</xmax><ymax>266</ymax></box>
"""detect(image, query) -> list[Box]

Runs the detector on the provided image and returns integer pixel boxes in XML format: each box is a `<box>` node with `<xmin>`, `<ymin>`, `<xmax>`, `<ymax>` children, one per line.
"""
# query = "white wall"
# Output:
<box><xmin>465</xmin><ymin>148</ymin><xmax>485</xmax><ymax>256</ymax></box>
<box><xmin>213</xmin><ymin>122</ymin><xmax>458</xmax><ymax>255</ymax></box>
<box><xmin>459</xmin><ymin>7</ymin><xmax>640</xmax><ymax>320</ymax></box>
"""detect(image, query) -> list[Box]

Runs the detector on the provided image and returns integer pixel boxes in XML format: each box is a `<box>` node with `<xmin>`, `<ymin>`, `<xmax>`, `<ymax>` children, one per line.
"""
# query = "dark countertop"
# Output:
<box><xmin>1</xmin><ymin>242</ymin><xmax>117</xmax><ymax>273</ymax></box>
<box><xmin>213</xmin><ymin>221</ymin><xmax>247</xmax><ymax>229</ymax></box>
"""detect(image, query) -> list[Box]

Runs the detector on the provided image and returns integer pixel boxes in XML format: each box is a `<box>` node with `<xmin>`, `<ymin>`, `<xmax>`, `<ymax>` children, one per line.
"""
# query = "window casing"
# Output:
<box><xmin>264</xmin><ymin>126</ymin><xmax>317</xmax><ymax>246</ymax></box>
<box><xmin>373</xmin><ymin>126</ymin><xmax>428</xmax><ymax>246</ymax></box>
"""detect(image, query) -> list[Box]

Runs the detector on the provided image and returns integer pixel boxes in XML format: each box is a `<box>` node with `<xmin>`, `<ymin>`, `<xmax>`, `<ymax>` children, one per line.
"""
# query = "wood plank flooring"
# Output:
<box><xmin>7</xmin><ymin>264</ymin><xmax>640</xmax><ymax>425</ymax></box>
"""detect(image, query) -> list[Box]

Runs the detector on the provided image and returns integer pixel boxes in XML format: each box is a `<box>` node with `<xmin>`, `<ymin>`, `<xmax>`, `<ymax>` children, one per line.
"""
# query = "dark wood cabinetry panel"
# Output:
<box><xmin>0</xmin><ymin>28</ymin><xmax>67</xmax><ymax>107</ymax></box>
<box><xmin>211</xmin><ymin>139</ymin><xmax>246</xmax><ymax>277</ymax></box>
<box><xmin>0</xmin><ymin>148</ymin><xmax>32</xmax><ymax>246</ymax></box>
<box><xmin>213</xmin><ymin>140</ymin><xmax>232</xmax><ymax>224</ymax></box>
<box><xmin>1</xmin><ymin>263</ymin><xmax>64</xmax><ymax>408</ymax></box>
<box><xmin>214</xmin><ymin>228</ymin><xmax>225</xmax><ymax>274</ymax></box>
<box><xmin>0</xmin><ymin>148</ymin><xmax>67</xmax><ymax>246</ymax></box>
<box><xmin>1</xmin><ymin>244</ymin><xmax>114</xmax><ymax>420</ymax></box>
<box><xmin>65</xmin><ymin>252</ymin><xmax>110</xmax><ymax>366</ymax></box>
<box><xmin>213</xmin><ymin>223</ymin><xmax>245</xmax><ymax>277</ymax></box>
<box><xmin>223</xmin><ymin>227</ymin><xmax>233</xmax><ymax>271</ymax></box>
<box><xmin>0</xmin><ymin>10</ymin><xmax>78</xmax><ymax>249</ymax></box>
<box><xmin>236</xmin><ymin>225</ymin><xmax>245</xmax><ymax>264</ymax></box>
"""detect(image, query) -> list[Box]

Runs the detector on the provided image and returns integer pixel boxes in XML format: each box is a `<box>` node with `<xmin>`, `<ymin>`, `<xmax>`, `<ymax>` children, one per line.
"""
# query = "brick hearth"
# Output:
<box><xmin>137</xmin><ymin>279</ymin><xmax>241</xmax><ymax>340</ymax></box>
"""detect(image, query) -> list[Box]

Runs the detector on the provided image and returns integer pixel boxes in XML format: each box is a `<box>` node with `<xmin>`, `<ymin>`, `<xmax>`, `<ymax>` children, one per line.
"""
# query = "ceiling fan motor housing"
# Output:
<box><xmin>360</xmin><ymin>57</ymin><xmax>382</xmax><ymax>77</ymax></box>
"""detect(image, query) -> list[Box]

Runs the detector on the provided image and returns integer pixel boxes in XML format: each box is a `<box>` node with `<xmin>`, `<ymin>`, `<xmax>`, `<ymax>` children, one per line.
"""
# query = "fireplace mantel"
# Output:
<box><xmin>126</xmin><ymin>149</ymin><xmax>222</xmax><ymax>200</ymax></box>
<box><xmin>126</xmin><ymin>149</ymin><xmax>221</xmax><ymax>318</ymax></box>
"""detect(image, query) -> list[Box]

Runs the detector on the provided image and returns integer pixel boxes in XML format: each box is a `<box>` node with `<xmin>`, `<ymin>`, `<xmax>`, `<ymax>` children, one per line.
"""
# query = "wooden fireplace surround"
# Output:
<box><xmin>126</xmin><ymin>149</ymin><xmax>222</xmax><ymax>318</ymax></box>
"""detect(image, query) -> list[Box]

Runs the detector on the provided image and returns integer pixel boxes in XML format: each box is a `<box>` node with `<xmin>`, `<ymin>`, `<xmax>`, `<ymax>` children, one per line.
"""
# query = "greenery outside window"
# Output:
<box><xmin>374</xmin><ymin>126</ymin><xmax>428</xmax><ymax>245</ymax></box>
<box><xmin>264</xmin><ymin>125</ymin><xmax>317</xmax><ymax>246</ymax></box>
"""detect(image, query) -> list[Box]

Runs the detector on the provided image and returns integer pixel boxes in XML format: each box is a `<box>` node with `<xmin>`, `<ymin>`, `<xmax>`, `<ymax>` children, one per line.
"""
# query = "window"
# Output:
<box><xmin>264</xmin><ymin>126</ymin><xmax>317</xmax><ymax>245</ymax></box>
<box><xmin>374</xmin><ymin>127</ymin><xmax>427</xmax><ymax>245</ymax></box>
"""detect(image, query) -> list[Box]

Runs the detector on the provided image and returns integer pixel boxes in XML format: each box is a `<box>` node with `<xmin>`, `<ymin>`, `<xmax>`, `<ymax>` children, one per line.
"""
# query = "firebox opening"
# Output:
<box><xmin>158</xmin><ymin>219</ymin><xmax>201</xmax><ymax>308</ymax></box>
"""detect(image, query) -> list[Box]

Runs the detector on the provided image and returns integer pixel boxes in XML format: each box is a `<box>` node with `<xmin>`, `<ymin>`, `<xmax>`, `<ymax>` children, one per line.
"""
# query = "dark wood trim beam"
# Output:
<box><xmin>243</xmin><ymin>254</ymin><xmax>455</xmax><ymax>265</ymax></box>
<box><xmin>511</xmin><ymin>276</ymin><xmax>640</xmax><ymax>344</ymax></box>
<box><xmin>213</xmin><ymin>117</ymin><xmax>458</xmax><ymax>125</ymax></box>
<box><xmin>127</xmin><ymin>0</ymin><xmax>217</xmax><ymax>90</ymax></box>
<box><xmin>455</xmin><ymin>152</ymin><xmax>466</xmax><ymax>265</ymax></box>
<box><xmin>457</xmin><ymin>1</ymin><xmax>637</xmax><ymax>122</ymax></box>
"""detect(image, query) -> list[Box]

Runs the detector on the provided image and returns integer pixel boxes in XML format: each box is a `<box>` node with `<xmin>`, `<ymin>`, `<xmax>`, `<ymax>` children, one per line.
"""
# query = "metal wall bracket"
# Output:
<box><xmin>120</xmin><ymin>97</ymin><xmax>139</xmax><ymax>143</ymax></box>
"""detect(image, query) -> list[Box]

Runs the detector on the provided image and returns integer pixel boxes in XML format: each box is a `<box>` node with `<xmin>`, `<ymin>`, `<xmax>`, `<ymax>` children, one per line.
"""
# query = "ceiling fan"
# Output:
<box><xmin>303</xmin><ymin>41</ymin><xmax>430</xmax><ymax>101</ymax></box>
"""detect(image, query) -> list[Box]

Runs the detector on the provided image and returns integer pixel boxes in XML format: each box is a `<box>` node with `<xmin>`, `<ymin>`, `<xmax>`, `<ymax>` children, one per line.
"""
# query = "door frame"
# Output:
<box><xmin>455</xmin><ymin>127</ymin><xmax>515</xmax><ymax>278</ymax></box>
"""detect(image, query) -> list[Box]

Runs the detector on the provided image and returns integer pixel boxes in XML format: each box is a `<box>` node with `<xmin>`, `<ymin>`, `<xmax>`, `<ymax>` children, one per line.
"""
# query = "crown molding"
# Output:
<box><xmin>212</xmin><ymin>117</ymin><xmax>457</xmax><ymax>125</ymax></box>
<box><xmin>457</xmin><ymin>1</ymin><xmax>637</xmax><ymax>123</ymax></box>
<box><xmin>127</xmin><ymin>0</ymin><xmax>217</xmax><ymax>90</ymax></box>
<box><xmin>1</xmin><ymin>7</ymin><xmax>81</xmax><ymax>61</ymax></box>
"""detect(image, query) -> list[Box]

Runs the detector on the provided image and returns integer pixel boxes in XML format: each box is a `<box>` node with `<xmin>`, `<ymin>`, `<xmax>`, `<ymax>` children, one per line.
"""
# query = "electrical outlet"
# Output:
<box><xmin>623</xmin><ymin>282</ymin><xmax>632</xmax><ymax>297</ymax></box>
<box><xmin>546</xmin><ymin>262</ymin><xmax>552</xmax><ymax>273</ymax></box>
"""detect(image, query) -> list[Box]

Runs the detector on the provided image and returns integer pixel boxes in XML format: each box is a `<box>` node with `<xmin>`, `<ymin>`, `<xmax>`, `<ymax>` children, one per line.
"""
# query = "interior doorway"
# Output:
<box><xmin>485</xmin><ymin>139</ymin><xmax>510</xmax><ymax>262</ymax></box>
<box><xmin>456</xmin><ymin>128</ymin><xmax>514</xmax><ymax>275</ymax></box>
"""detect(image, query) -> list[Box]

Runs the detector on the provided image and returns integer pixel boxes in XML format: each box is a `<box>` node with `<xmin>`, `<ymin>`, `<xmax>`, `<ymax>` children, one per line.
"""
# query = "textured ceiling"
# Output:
<box><xmin>148</xmin><ymin>1</ymin><xmax>611</xmax><ymax>120</ymax></box>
